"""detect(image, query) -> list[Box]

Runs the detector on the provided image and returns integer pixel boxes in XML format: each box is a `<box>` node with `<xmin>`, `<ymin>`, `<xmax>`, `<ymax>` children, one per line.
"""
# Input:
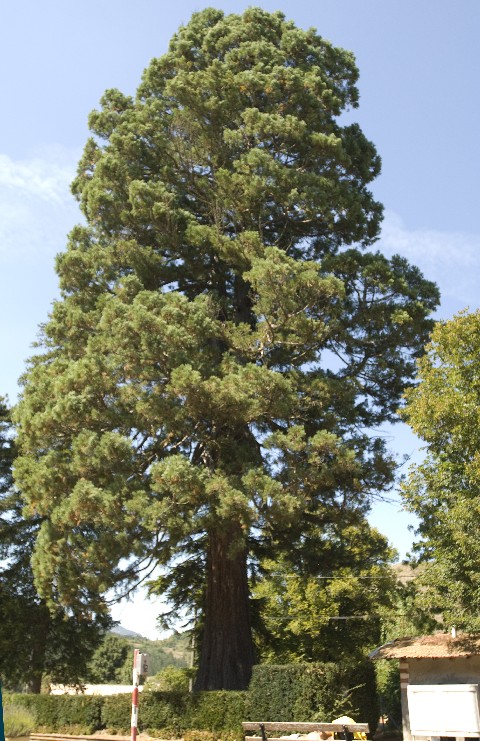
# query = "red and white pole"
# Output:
<box><xmin>131</xmin><ymin>649</ymin><xmax>139</xmax><ymax>741</ymax></box>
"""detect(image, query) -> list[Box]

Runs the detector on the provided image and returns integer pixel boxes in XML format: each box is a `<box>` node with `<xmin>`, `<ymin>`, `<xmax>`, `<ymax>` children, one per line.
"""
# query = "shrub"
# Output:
<box><xmin>53</xmin><ymin>695</ymin><xmax>103</xmax><ymax>733</ymax></box>
<box><xmin>102</xmin><ymin>688</ymin><xmax>246</xmax><ymax>736</ymax></box>
<box><xmin>146</xmin><ymin>667</ymin><xmax>192</xmax><ymax>692</ymax></box>
<box><xmin>4</xmin><ymin>660</ymin><xmax>378</xmax><ymax>736</ymax></box>
<box><xmin>246</xmin><ymin>661</ymin><xmax>378</xmax><ymax>733</ymax></box>
<box><xmin>376</xmin><ymin>661</ymin><xmax>401</xmax><ymax>729</ymax></box>
<box><xmin>101</xmin><ymin>694</ymin><xmax>131</xmax><ymax>734</ymax></box>
<box><xmin>184</xmin><ymin>691</ymin><xmax>246</xmax><ymax>732</ymax></box>
<box><xmin>3</xmin><ymin>699</ymin><xmax>37</xmax><ymax>737</ymax></box>
<box><xmin>140</xmin><ymin>691</ymin><xmax>191</xmax><ymax>735</ymax></box>
<box><xmin>8</xmin><ymin>695</ymin><xmax>59</xmax><ymax>731</ymax></box>
<box><xmin>9</xmin><ymin>693</ymin><xmax>103</xmax><ymax>733</ymax></box>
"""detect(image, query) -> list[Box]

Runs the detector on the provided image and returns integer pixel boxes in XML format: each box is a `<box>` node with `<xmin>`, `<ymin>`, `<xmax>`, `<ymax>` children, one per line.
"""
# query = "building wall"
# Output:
<box><xmin>400</xmin><ymin>660</ymin><xmax>411</xmax><ymax>741</ymax></box>
<box><xmin>408</xmin><ymin>657</ymin><xmax>480</xmax><ymax>685</ymax></box>
<box><xmin>402</xmin><ymin>658</ymin><xmax>480</xmax><ymax>741</ymax></box>
<box><xmin>50</xmin><ymin>683</ymin><xmax>143</xmax><ymax>695</ymax></box>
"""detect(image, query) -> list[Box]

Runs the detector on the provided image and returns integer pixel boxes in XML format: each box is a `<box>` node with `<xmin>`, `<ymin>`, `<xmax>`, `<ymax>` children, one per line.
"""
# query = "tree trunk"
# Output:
<box><xmin>27</xmin><ymin>607</ymin><xmax>49</xmax><ymax>693</ymax></box>
<box><xmin>26</xmin><ymin>672</ymin><xmax>43</xmax><ymax>694</ymax></box>
<box><xmin>194</xmin><ymin>524</ymin><xmax>255</xmax><ymax>690</ymax></box>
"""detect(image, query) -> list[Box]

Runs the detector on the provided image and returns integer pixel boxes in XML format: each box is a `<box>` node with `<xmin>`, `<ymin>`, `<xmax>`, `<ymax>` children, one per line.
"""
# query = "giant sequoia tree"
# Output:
<box><xmin>15</xmin><ymin>8</ymin><xmax>439</xmax><ymax>689</ymax></box>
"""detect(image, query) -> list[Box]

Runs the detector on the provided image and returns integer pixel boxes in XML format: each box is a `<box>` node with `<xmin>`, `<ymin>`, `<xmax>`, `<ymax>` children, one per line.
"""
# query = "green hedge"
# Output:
<box><xmin>10</xmin><ymin>693</ymin><xmax>103</xmax><ymax>733</ymax></box>
<box><xmin>100</xmin><ymin>693</ymin><xmax>131</xmax><ymax>733</ymax></box>
<box><xmin>142</xmin><ymin>690</ymin><xmax>193</xmax><ymax>733</ymax></box>
<box><xmin>101</xmin><ymin>690</ymin><xmax>247</xmax><ymax>735</ymax></box>
<box><xmin>246</xmin><ymin>661</ymin><xmax>378</xmax><ymax>733</ymax></box>
<box><xmin>184</xmin><ymin>691</ymin><xmax>247</xmax><ymax>732</ymax></box>
<box><xmin>8</xmin><ymin>659</ymin><xmax>377</xmax><ymax>734</ymax></box>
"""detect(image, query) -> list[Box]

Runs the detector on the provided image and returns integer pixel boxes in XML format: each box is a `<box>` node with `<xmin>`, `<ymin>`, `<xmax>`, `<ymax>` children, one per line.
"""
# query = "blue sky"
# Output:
<box><xmin>2</xmin><ymin>0</ymin><xmax>480</xmax><ymax>638</ymax></box>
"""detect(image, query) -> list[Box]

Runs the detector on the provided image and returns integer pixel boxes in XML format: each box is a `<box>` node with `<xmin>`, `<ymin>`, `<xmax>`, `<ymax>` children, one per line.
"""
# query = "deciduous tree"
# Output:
<box><xmin>85</xmin><ymin>633</ymin><xmax>131</xmax><ymax>684</ymax></box>
<box><xmin>401</xmin><ymin>310</ymin><xmax>480</xmax><ymax>629</ymax></box>
<box><xmin>253</xmin><ymin>519</ymin><xmax>398</xmax><ymax>663</ymax></box>
<box><xmin>14</xmin><ymin>8</ymin><xmax>439</xmax><ymax>689</ymax></box>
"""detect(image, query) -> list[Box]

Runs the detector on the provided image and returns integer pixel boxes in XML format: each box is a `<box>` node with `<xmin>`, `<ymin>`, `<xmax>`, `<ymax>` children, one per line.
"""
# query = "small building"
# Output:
<box><xmin>370</xmin><ymin>633</ymin><xmax>480</xmax><ymax>741</ymax></box>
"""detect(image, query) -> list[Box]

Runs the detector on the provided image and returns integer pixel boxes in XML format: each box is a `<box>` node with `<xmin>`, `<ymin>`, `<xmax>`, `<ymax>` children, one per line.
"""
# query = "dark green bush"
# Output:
<box><xmin>100</xmin><ymin>693</ymin><xmax>132</xmax><ymax>733</ymax></box>
<box><xmin>9</xmin><ymin>693</ymin><xmax>103</xmax><ymax>733</ymax></box>
<box><xmin>246</xmin><ymin>661</ymin><xmax>378</xmax><ymax>732</ymax></box>
<box><xmin>6</xmin><ymin>659</ymin><xmax>378</xmax><ymax>735</ymax></box>
<box><xmin>9</xmin><ymin>688</ymin><xmax>245</xmax><ymax>735</ymax></box>
<box><xmin>346</xmin><ymin>660</ymin><xmax>379</xmax><ymax>733</ymax></box>
<box><xmin>376</xmin><ymin>661</ymin><xmax>401</xmax><ymax>729</ymax></box>
<box><xmin>139</xmin><ymin>691</ymin><xmax>190</xmax><ymax>735</ymax></box>
<box><xmin>55</xmin><ymin>694</ymin><xmax>103</xmax><ymax>732</ymax></box>
<box><xmin>184</xmin><ymin>691</ymin><xmax>247</xmax><ymax>732</ymax></box>
<box><xmin>138</xmin><ymin>689</ymin><xmax>246</xmax><ymax>734</ymax></box>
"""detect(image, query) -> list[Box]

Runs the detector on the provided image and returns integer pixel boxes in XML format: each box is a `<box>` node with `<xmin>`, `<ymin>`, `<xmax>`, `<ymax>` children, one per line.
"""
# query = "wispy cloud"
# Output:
<box><xmin>380</xmin><ymin>211</ymin><xmax>480</xmax><ymax>316</ymax></box>
<box><xmin>382</xmin><ymin>211</ymin><xmax>480</xmax><ymax>269</ymax></box>
<box><xmin>0</xmin><ymin>147</ymin><xmax>81</xmax><ymax>263</ymax></box>
<box><xmin>0</xmin><ymin>151</ymin><xmax>75</xmax><ymax>204</ymax></box>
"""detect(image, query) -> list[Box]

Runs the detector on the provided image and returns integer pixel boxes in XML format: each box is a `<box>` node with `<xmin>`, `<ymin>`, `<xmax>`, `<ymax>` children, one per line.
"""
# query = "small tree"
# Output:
<box><xmin>146</xmin><ymin>666</ymin><xmax>190</xmax><ymax>692</ymax></box>
<box><xmin>85</xmin><ymin>634</ymin><xmax>131</xmax><ymax>683</ymax></box>
<box><xmin>253</xmin><ymin>519</ymin><xmax>398</xmax><ymax>663</ymax></box>
<box><xmin>401</xmin><ymin>310</ymin><xmax>480</xmax><ymax>629</ymax></box>
<box><xmin>374</xmin><ymin>567</ymin><xmax>437</xmax><ymax>729</ymax></box>
<box><xmin>15</xmin><ymin>8</ymin><xmax>439</xmax><ymax>690</ymax></box>
<box><xmin>0</xmin><ymin>397</ymin><xmax>109</xmax><ymax>692</ymax></box>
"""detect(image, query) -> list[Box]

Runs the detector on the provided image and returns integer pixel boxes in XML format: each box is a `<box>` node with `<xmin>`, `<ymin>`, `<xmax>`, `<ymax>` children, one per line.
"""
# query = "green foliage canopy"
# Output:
<box><xmin>247</xmin><ymin>662</ymin><xmax>378</xmax><ymax>730</ymax></box>
<box><xmin>253</xmin><ymin>520</ymin><xmax>398</xmax><ymax>663</ymax></box>
<box><xmin>85</xmin><ymin>634</ymin><xmax>131</xmax><ymax>684</ymax></box>
<box><xmin>0</xmin><ymin>398</ymin><xmax>110</xmax><ymax>692</ymax></box>
<box><xmin>401</xmin><ymin>310</ymin><xmax>480</xmax><ymax>628</ymax></box>
<box><xmin>14</xmin><ymin>8</ymin><xmax>438</xmax><ymax>688</ymax></box>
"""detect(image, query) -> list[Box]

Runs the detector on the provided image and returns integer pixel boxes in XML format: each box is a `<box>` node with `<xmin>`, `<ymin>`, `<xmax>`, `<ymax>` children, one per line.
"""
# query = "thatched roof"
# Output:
<box><xmin>370</xmin><ymin>633</ymin><xmax>480</xmax><ymax>660</ymax></box>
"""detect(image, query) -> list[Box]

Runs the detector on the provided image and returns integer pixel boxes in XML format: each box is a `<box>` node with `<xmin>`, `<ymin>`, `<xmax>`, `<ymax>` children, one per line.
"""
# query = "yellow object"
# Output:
<box><xmin>331</xmin><ymin>716</ymin><xmax>367</xmax><ymax>741</ymax></box>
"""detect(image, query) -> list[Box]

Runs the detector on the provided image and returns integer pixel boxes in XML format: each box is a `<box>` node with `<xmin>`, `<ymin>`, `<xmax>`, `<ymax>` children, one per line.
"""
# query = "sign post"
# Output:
<box><xmin>131</xmin><ymin>650</ymin><xmax>148</xmax><ymax>741</ymax></box>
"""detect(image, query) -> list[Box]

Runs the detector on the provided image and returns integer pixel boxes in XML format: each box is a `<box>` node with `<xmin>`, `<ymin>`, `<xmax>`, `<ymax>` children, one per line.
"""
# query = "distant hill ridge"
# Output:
<box><xmin>107</xmin><ymin>626</ymin><xmax>192</xmax><ymax>671</ymax></box>
<box><xmin>111</xmin><ymin>624</ymin><xmax>144</xmax><ymax>638</ymax></box>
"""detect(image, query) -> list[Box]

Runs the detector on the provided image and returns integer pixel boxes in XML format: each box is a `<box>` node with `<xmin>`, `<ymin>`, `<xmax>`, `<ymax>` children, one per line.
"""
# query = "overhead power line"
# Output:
<box><xmin>266</xmin><ymin>574</ymin><xmax>417</xmax><ymax>580</ymax></box>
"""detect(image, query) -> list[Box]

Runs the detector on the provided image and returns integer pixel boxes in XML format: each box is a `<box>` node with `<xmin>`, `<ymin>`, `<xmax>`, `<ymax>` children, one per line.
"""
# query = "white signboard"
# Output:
<box><xmin>408</xmin><ymin>684</ymin><xmax>480</xmax><ymax>736</ymax></box>
<box><xmin>134</xmin><ymin>652</ymin><xmax>149</xmax><ymax>676</ymax></box>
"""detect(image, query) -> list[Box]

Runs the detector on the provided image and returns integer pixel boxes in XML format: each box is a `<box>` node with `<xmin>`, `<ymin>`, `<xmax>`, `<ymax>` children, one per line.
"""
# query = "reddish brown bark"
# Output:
<box><xmin>194</xmin><ymin>525</ymin><xmax>255</xmax><ymax>690</ymax></box>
